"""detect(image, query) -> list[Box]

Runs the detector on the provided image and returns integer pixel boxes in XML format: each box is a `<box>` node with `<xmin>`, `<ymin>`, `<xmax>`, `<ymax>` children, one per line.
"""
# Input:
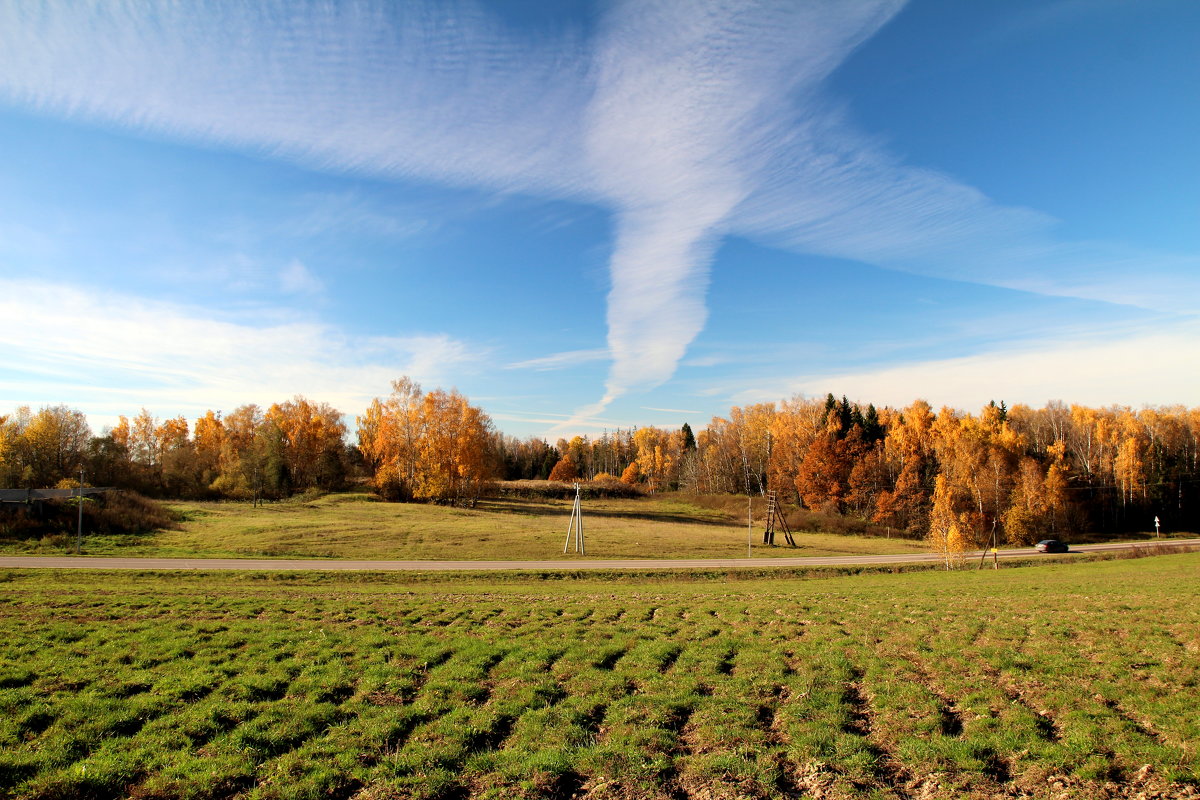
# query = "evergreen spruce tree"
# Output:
<box><xmin>680</xmin><ymin>422</ymin><xmax>697</xmax><ymax>451</ymax></box>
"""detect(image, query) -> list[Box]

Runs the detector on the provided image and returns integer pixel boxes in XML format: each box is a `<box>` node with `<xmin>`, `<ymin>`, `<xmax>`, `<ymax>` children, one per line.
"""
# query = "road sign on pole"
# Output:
<box><xmin>1154</xmin><ymin>516</ymin><xmax>1161</xmax><ymax>538</ymax></box>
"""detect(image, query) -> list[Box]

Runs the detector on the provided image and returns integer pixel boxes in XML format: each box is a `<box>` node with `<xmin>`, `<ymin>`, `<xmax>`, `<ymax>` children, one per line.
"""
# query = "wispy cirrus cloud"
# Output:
<box><xmin>1</xmin><ymin>0</ymin><xmax>1194</xmax><ymax>426</ymax></box>
<box><xmin>505</xmin><ymin>349</ymin><xmax>610</xmax><ymax>371</ymax></box>
<box><xmin>0</xmin><ymin>1</ymin><xmax>593</xmax><ymax>194</ymax></box>
<box><xmin>278</xmin><ymin>259</ymin><xmax>324</xmax><ymax>295</ymax></box>
<box><xmin>277</xmin><ymin>192</ymin><xmax>431</xmax><ymax>241</ymax></box>
<box><xmin>490</xmin><ymin>409</ymin><xmax>636</xmax><ymax>433</ymax></box>
<box><xmin>641</xmin><ymin>406</ymin><xmax>701</xmax><ymax>415</ymax></box>
<box><xmin>727</xmin><ymin>110</ymin><xmax>1200</xmax><ymax>311</ymax></box>
<box><xmin>0</xmin><ymin>279</ymin><xmax>480</xmax><ymax>423</ymax></box>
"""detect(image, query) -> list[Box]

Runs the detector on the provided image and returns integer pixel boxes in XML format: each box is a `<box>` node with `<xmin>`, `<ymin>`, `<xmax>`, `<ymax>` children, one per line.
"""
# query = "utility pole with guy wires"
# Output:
<box><xmin>563</xmin><ymin>484</ymin><xmax>585</xmax><ymax>555</ymax></box>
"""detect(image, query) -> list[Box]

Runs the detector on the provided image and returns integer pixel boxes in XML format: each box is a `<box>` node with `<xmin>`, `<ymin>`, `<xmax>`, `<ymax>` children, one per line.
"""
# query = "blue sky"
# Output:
<box><xmin>1</xmin><ymin>0</ymin><xmax>1197</xmax><ymax>438</ymax></box>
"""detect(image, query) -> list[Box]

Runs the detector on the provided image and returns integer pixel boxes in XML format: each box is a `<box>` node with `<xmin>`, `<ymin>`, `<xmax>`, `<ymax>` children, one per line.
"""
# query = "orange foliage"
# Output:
<box><xmin>356</xmin><ymin>378</ymin><xmax>495</xmax><ymax>504</ymax></box>
<box><xmin>548</xmin><ymin>457</ymin><xmax>579</xmax><ymax>482</ymax></box>
<box><xmin>267</xmin><ymin>396</ymin><xmax>348</xmax><ymax>490</ymax></box>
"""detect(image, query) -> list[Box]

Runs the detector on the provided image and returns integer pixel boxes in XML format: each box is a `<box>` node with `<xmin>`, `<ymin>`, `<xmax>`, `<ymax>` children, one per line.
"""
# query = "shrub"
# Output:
<box><xmin>489</xmin><ymin>480</ymin><xmax>642</xmax><ymax>500</ymax></box>
<box><xmin>91</xmin><ymin>491</ymin><xmax>179</xmax><ymax>534</ymax></box>
<box><xmin>0</xmin><ymin>491</ymin><xmax>176</xmax><ymax>540</ymax></box>
<box><xmin>675</xmin><ymin>492</ymin><xmax>918</xmax><ymax>539</ymax></box>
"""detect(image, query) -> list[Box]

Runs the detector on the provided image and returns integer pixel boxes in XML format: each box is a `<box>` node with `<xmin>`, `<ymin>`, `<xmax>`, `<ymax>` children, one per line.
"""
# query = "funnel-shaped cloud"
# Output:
<box><xmin>581</xmin><ymin>0</ymin><xmax>905</xmax><ymax>410</ymax></box>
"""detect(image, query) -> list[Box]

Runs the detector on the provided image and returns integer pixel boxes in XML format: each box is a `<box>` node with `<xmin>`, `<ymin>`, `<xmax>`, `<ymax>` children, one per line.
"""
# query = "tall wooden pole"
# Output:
<box><xmin>76</xmin><ymin>467</ymin><xmax>84</xmax><ymax>555</ymax></box>
<box><xmin>577</xmin><ymin>490</ymin><xmax>585</xmax><ymax>555</ymax></box>
<box><xmin>563</xmin><ymin>484</ymin><xmax>585</xmax><ymax>554</ymax></box>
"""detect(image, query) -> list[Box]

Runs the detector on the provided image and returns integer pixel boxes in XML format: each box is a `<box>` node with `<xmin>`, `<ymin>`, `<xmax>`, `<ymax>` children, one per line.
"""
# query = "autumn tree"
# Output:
<box><xmin>633</xmin><ymin>426</ymin><xmax>680</xmax><ymax>492</ymax></box>
<box><xmin>0</xmin><ymin>414</ymin><xmax>12</xmax><ymax>485</ymax></box>
<box><xmin>794</xmin><ymin>430</ymin><xmax>851</xmax><ymax>513</ymax></box>
<box><xmin>266</xmin><ymin>396</ymin><xmax>349</xmax><ymax>491</ymax></box>
<box><xmin>792</xmin><ymin>399</ymin><xmax>876</xmax><ymax>514</ymax></box>
<box><xmin>10</xmin><ymin>405</ymin><xmax>92</xmax><ymax>488</ymax></box>
<box><xmin>556</xmin><ymin>436</ymin><xmax>592</xmax><ymax>478</ymax></box>
<box><xmin>548</xmin><ymin>456</ymin><xmax>579</xmax><ymax>482</ymax></box>
<box><xmin>928</xmin><ymin>474</ymin><xmax>970</xmax><ymax>567</ymax></box>
<box><xmin>0</xmin><ymin>408</ymin><xmax>31</xmax><ymax>487</ymax></box>
<box><xmin>873</xmin><ymin>400</ymin><xmax>935</xmax><ymax>535</ymax></box>
<box><xmin>846</xmin><ymin>441</ymin><xmax>888</xmax><ymax>517</ymax></box>
<box><xmin>128</xmin><ymin>409</ymin><xmax>160</xmax><ymax>469</ymax></box>
<box><xmin>590</xmin><ymin>429</ymin><xmax>636</xmax><ymax>480</ymax></box>
<box><xmin>1002</xmin><ymin>442</ymin><xmax>1070</xmax><ymax>545</ymax></box>
<box><xmin>156</xmin><ymin>415</ymin><xmax>199</xmax><ymax>496</ymax></box>
<box><xmin>927</xmin><ymin>404</ymin><xmax>1027</xmax><ymax>548</ymax></box>
<box><xmin>693</xmin><ymin>405</ymin><xmax>774</xmax><ymax>494</ymax></box>
<box><xmin>209</xmin><ymin>404</ymin><xmax>266</xmax><ymax>497</ymax></box>
<box><xmin>357</xmin><ymin>379</ymin><xmax>495</xmax><ymax>504</ymax></box>
<box><xmin>414</xmin><ymin>388</ymin><xmax>494</xmax><ymax>503</ymax></box>
<box><xmin>192</xmin><ymin>410</ymin><xmax>225</xmax><ymax>490</ymax></box>
<box><xmin>766</xmin><ymin>396</ymin><xmax>825</xmax><ymax>502</ymax></box>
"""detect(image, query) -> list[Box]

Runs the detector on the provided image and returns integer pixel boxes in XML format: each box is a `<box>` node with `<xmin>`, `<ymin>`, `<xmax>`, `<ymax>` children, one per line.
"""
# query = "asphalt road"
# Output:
<box><xmin>0</xmin><ymin>540</ymin><xmax>1195</xmax><ymax>572</ymax></box>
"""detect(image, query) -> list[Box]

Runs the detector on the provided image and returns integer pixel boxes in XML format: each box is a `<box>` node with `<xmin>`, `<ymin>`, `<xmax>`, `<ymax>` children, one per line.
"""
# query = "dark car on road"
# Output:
<box><xmin>1036</xmin><ymin>539</ymin><xmax>1069</xmax><ymax>553</ymax></box>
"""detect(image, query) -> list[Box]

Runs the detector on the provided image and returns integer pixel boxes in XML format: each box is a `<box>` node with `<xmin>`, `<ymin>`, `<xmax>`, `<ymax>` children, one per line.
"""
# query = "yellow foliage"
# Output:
<box><xmin>267</xmin><ymin>396</ymin><xmax>347</xmax><ymax>490</ymax></box>
<box><xmin>356</xmin><ymin>378</ymin><xmax>495</xmax><ymax>504</ymax></box>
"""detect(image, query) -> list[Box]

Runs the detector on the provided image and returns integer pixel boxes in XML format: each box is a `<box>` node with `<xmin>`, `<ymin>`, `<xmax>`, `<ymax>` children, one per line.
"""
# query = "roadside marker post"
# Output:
<box><xmin>978</xmin><ymin>522</ymin><xmax>1000</xmax><ymax>570</ymax></box>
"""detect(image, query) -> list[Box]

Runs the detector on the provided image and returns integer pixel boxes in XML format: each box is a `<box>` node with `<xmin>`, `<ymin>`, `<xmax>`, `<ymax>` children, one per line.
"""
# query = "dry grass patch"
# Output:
<box><xmin>3</xmin><ymin>491</ymin><xmax>928</xmax><ymax>561</ymax></box>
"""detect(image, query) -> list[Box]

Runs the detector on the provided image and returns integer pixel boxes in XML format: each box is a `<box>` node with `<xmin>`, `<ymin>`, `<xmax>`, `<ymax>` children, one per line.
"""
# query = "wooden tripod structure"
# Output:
<box><xmin>762</xmin><ymin>490</ymin><xmax>795</xmax><ymax>546</ymax></box>
<box><xmin>563</xmin><ymin>484</ymin><xmax>585</xmax><ymax>555</ymax></box>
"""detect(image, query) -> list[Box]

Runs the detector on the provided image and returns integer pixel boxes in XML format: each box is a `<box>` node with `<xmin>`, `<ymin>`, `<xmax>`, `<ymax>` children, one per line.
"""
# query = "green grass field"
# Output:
<box><xmin>1</xmin><ymin>553</ymin><xmax>1198</xmax><ymax>799</ymax></box>
<box><xmin>1</xmin><ymin>493</ymin><xmax>928</xmax><ymax>560</ymax></box>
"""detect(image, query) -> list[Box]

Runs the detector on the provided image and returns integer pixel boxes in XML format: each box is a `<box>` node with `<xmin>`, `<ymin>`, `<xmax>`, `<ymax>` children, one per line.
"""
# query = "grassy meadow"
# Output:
<box><xmin>1</xmin><ymin>553</ymin><xmax>1198</xmax><ymax>799</ymax></box>
<box><xmin>1</xmin><ymin>492</ymin><xmax>928</xmax><ymax>561</ymax></box>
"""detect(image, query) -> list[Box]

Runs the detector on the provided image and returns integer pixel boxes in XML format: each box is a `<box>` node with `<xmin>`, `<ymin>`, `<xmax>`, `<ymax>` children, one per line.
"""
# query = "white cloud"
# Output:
<box><xmin>641</xmin><ymin>406</ymin><xmax>700</xmax><ymax>415</ymax></box>
<box><xmin>0</xmin><ymin>279</ymin><xmax>480</xmax><ymax>424</ymax></box>
<box><xmin>681</xmin><ymin>354</ymin><xmax>730</xmax><ymax>368</ymax></box>
<box><xmin>0</xmin><ymin>0</ymin><xmax>904</xmax><ymax>419</ymax></box>
<box><xmin>278</xmin><ymin>192</ymin><xmax>430</xmax><ymax>240</ymax></box>
<box><xmin>278</xmin><ymin>259</ymin><xmax>324</xmax><ymax>295</ymax></box>
<box><xmin>582</xmin><ymin>0</ymin><xmax>906</xmax><ymax>409</ymax></box>
<box><xmin>1</xmin><ymin>0</ymin><xmax>1196</xmax><ymax>421</ymax></box>
<box><xmin>489</xmin><ymin>408</ymin><xmax>640</xmax><ymax>438</ymax></box>
<box><xmin>0</xmin><ymin>1</ymin><xmax>594</xmax><ymax>195</ymax></box>
<box><xmin>729</xmin><ymin>320</ymin><xmax>1200</xmax><ymax>412</ymax></box>
<box><xmin>505</xmin><ymin>348</ymin><xmax>609</xmax><ymax>371</ymax></box>
<box><xmin>728</xmin><ymin>112</ymin><xmax>1200</xmax><ymax>312</ymax></box>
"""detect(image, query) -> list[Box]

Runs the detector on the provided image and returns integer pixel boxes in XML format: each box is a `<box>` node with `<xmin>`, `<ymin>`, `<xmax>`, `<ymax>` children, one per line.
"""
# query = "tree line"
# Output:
<box><xmin>0</xmin><ymin>399</ymin><xmax>353</xmax><ymax>499</ymax></box>
<box><xmin>3</xmin><ymin>384</ymin><xmax>1197</xmax><ymax>542</ymax></box>
<box><xmin>482</xmin><ymin>393</ymin><xmax>1199</xmax><ymax>542</ymax></box>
